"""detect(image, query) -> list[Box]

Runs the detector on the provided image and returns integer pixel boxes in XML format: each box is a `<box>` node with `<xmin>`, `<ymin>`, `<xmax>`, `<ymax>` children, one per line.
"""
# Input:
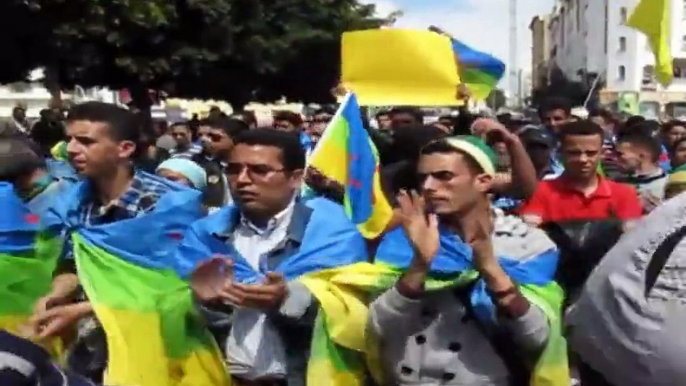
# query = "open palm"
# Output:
<box><xmin>397</xmin><ymin>190</ymin><xmax>440</xmax><ymax>266</ymax></box>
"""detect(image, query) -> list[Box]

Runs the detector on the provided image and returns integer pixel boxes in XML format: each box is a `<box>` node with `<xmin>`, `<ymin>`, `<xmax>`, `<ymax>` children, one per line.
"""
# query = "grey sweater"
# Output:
<box><xmin>368</xmin><ymin>211</ymin><xmax>554</xmax><ymax>386</ymax></box>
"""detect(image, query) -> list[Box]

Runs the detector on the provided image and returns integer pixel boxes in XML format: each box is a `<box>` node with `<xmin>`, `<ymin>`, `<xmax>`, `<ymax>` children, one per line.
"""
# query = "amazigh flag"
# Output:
<box><xmin>429</xmin><ymin>26</ymin><xmax>506</xmax><ymax>100</ymax></box>
<box><xmin>296</xmin><ymin>211</ymin><xmax>570</xmax><ymax>386</ymax></box>
<box><xmin>0</xmin><ymin>183</ymin><xmax>62</xmax><ymax>346</ymax></box>
<box><xmin>178</xmin><ymin>197</ymin><xmax>370</xmax><ymax>385</ymax></box>
<box><xmin>307</xmin><ymin>92</ymin><xmax>393</xmax><ymax>239</ymax></box>
<box><xmin>46</xmin><ymin>174</ymin><xmax>229</xmax><ymax>386</ymax></box>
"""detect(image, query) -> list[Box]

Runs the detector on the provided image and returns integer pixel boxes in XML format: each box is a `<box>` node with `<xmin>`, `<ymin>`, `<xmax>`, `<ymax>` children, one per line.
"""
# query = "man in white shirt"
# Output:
<box><xmin>190</xmin><ymin>129</ymin><xmax>317</xmax><ymax>386</ymax></box>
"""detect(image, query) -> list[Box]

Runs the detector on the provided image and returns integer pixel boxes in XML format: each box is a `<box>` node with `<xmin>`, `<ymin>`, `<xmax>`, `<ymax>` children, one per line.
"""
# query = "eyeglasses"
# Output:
<box><xmin>225</xmin><ymin>163</ymin><xmax>286</xmax><ymax>179</ymax></box>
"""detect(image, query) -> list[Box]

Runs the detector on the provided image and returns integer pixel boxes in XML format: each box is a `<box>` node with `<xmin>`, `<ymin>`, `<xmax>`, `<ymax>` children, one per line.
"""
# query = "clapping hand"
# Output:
<box><xmin>397</xmin><ymin>190</ymin><xmax>440</xmax><ymax>267</ymax></box>
<box><xmin>190</xmin><ymin>256</ymin><xmax>287</xmax><ymax>310</ymax></box>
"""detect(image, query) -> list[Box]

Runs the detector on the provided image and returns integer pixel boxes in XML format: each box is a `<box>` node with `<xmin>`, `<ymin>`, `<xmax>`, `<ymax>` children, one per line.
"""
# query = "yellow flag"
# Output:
<box><xmin>628</xmin><ymin>0</ymin><xmax>673</xmax><ymax>86</ymax></box>
<box><xmin>341</xmin><ymin>29</ymin><xmax>460</xmax><ymax>106</ymax></box>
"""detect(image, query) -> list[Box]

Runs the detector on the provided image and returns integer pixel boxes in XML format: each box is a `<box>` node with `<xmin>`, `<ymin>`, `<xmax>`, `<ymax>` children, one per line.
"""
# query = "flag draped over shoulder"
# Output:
<box><xmin>46</xmin><ymin>177</ymin><xmax>229</xmax><ymax>386</ymax></box>
<box><xmin>0</xmin><ymin>183</ymin><xmax>62</xmax><ymax>338</ymax></box>
<box><xmin>179</xmin><ymin>197</ymin><xmax>371</xmax><ymax>385</ymax></box>
<box><xmin>297</xmin><ymin>220</ymin><xmax>570</xmax><ymax>386</ymax></box>
<box><xmin>306</xmin><ymin>93</ymin><xmax>393</xmax><ymax>239</ymax></box>
<box><xmin>450</xmin><ymin>38</ymin><xmax>506</xmax><ymax>100</ymax></box>
<box><xmin>628</xmin><ymin>0</ymin><xmax>673</xmax><ymax>86</ymax></box>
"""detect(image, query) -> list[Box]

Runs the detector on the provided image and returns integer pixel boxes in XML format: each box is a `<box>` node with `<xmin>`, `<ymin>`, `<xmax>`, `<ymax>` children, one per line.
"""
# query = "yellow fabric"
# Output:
<box><xmin>628</xmin><ymin>0</ymin><xmax>673</xmax><ymax>86</ymax></box>
<box><xmin>299</xmin><ymin>263</ymin><xmax>569</xmax><ymax>386</ymax></box>
<box><xmin>96</xmin><ymin>306</ymin><xmax>230</xmax><ymax>386</ymax></box>
<box><xmin>341</xmin><ymin>29</ymin><xmax>461</xmax><ymax>106</ymax></box>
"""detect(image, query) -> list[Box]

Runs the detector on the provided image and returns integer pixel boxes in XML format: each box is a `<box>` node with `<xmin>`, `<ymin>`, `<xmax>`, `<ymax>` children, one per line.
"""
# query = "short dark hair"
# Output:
<box><xmin>0</xmin><ymin>137</ymin><xmax>46</xmax><ymax>182</ymax></box>
<box><xmin>231</xmin><ymin>111</ymin><xmax>257</xmax><ymax>127</ymax></box>
<box><xmin>662</xmin><ymin>120</ymin><xmax>686</xmax><ymax>134</ymax></box>
<box><xmin>169</xmin><ymin>121</ymin><xmax>190</xmax><ymax>130</ymax></box>
<box><xmin>617</xmin><ymin>133</ymin><xmax>662</xmax><ymax>162</ymax></box>
<box><xmin>30</xmin><ymin>118</ymin><xmax>65</xmax><ymax>157</ymax></box>
<box><xmin>558</xmin><ymin>120</ymin><xmax>604</xmax><ymax>145</ymax></box>
<box><xmin>232</xmin><ymin>128</ymin><xmax>306</xmax><ymax>171</ymax></box>
<box><xmin>393</xmin><ymin>125</ymin><xmax>449</xmax><ymax>161</ymax></box>
<box><xmin>538</xmin><ymin>97</ymin><xmax>572</xmax><ymax>118</ymax></box>
<box><xmin>390</xmin><ymin>107</ymin><xmax>424</xmax><ymax>124</ymax></box>
<box><xmin>200</xmin><ymin>116</ymin><xmax>249</xmax><ymax>138</ymax></box>
<box><xmin>375</xmin><ymin>110</ymin><xmax>390</xmax><ymax>119</ymax></box>
<box><xmin>590</xmin><ymin>108</ymin><xmax>617</xmax><ymax>124</ymax></box>
<box><xmin>67</xmin><ymin>102</ymin><xmax>139</xmax><ymax>143</ymax></box>
<box><xmin>419</xmin><ymin>140</ymin><xmax>484</xmax><ymax>175</ymax></box>
<box><xmin>273</xmin><ymin>111</ymin><xmax>303</xmax><ymax>127</ymax></box>
<box><xmin>620</xmin><ymin>119</ymin><xmax>659</xmax><ymax>138</ymax></box>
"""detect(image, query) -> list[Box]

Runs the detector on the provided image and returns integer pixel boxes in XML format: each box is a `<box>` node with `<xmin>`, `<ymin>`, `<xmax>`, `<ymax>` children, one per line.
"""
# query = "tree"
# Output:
<box><xmin>486</xmin><ymin>89</ymin><xmax>507</xmax><ymax>112</ymax></box>
<box><xmin>4</xmin><ymin>0</ymin><xmax>385</xmax><ymax>114</ymax></box>
<box><xmin>531</xmin><ymin>65</ymin><xmax>589</xmax><ymax>108</ymax></box>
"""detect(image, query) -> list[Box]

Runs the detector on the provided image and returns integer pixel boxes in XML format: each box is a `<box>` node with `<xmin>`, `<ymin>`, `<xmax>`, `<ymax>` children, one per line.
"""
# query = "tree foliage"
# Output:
<box><xmin>530</xmin><ymin>66</ymin><xmax>590</xmax><ymax>108</ymax></box>
<box><xmin>0</xmin><ymin>0</ymin><xmax>385</xmax><ymax>110</ymax></box>
<box><xmin>485</xmin><ymin>89</ymin><xmax>507</xmax><ymax>112</ymax></box>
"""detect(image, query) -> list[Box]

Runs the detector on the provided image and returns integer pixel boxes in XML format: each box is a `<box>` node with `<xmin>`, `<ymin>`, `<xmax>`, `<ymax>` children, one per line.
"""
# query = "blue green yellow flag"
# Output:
<box><xmin>0</xmin><ymin>183</ymin><xmax>62</xmax><ymax>356</ymax></box>
<box><xmin>307</xmin><ymin>93</ymin><xmax>393</xmax><ymax>239</ymax></box>
<box><xmin>47</xmin><ymin>175</ymin><xmax>229</xmax><ymax>386</ymax></box>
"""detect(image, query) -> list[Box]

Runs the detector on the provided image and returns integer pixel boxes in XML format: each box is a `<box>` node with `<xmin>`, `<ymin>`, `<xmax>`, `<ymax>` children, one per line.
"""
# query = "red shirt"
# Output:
<box><xmin>519</xmin><ymin>175</ymin><xmax>642</xmax><ymax>223</ymax></box>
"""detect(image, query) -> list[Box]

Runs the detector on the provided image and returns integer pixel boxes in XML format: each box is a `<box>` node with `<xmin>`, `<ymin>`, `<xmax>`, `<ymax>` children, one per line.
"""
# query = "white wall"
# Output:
<box><xmin>548</xmin><ymin>0</ymin><xmax>686</xmax><ymax>94</ymax></box>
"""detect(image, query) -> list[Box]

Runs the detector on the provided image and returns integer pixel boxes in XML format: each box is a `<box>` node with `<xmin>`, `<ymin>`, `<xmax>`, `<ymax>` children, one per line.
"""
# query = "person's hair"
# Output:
<box><xmin>419</xmin><ymin>140</ymin><xmax>484</xmax><ymax>175</ymax></box>
<box><xmin>169</xmin><ymin>121</ymin><xmax>191</xmax><ymax>131</ymax></box>
<box><xmin>231</xmin><ymin>110</ymin><xmax>257</xmax><ymax>127</ymax></box>
<box><xmin>392</xmin><ymin>125</ymin><xmax>449</xmax><ymax>161</ymax></box>
<box><xmin>375</xmin><ymin>110</ymin><xmax>390</xmax><ymax>120</ymax></box>
<box><xmin>273</xmin><ymin>110</ymin><xmax>303</xmax><ymax>127</ymax></box>
<box><xmin>622</xmin><ymin>115</ymin><xmax>646</xmax><ymax>131</ymax></box>
<box><xmin>200</xmin><ymin>116</ymin><xmax>249</xmax><ymax>138</ymax></box>
<box><xmin>0</xmin><ymin>137</ymin><xmax>46</xmax><ymax>182</ymax></box>
<box><xmin>619</xmin><ymin>119</ymin><xmax>659</xmax><ymax>138</ymax></box>
<box><xmin>617</xmin><ymin>132</ymin><xmax>662</xmax><ymax>163</ymax></box>
<box><xmin>232</xmin><ymin>128</ymin><xmax>306</xmax><ymax>171</ymax></box>
<box><xmin>30</xmin><ymin>118</ymin><xmax>66</xmax><ymax>157</ymax></box>
<box><xmin>558</xmin><ymin>120</ymin><xmax>604</xmax><ymax>145</ymax></box>
<box><xmin>538</xmin><ymin>97</ymin><xmax>572</xmax><ymax>118</ymax></box>
<box><xmin>390</xmin><ymin>107</ymin><xmax>424</xmax><ymax>124</ymax></box>
<box><xmin>66</xmin><ymin>102</ymin><xmax>140</xmax><ymax>143</ymax></box>
<box><xmin>590</xmin><ymin>108</ymin><xmax>617</xmax><ymax>124</ymax></box>
<box><xmin>662</xmin><ymin>120</ymin><xmax>686</xmax><ymax>134</ymax></box>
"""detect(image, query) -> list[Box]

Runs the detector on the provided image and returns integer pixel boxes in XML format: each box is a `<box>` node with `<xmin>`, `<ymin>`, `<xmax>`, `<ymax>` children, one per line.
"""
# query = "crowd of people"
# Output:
<box><xmin>0</xmin><ymin>95</ymin><xmax>685</xmax><ymax>386</ymax></box>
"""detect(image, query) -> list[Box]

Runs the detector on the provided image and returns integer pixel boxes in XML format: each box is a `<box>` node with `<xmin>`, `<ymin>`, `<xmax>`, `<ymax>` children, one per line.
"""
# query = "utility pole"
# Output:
<box><xmin>509</xmin><ymin>0</ymin><xmax>519</xmax><ymax>108</ymax></box>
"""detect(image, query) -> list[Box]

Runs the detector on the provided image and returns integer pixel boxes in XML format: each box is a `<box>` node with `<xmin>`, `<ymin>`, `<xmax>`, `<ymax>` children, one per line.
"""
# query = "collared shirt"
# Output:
<box><xmin>169</xmin><ymin>143</ymin><xmax>203</xmax><ymax>160</ymax></box>
<box><xmin>226</xmin><ymin>202</ymin><xmax>296</xmax><ymax>380</ymax></box>
<box><xmin>519</xmin><ymin>174</ymin><xmax>642</xmax><ymax>223</ymax></box>
<box><xmin>79</xmin><ymin>171</ymin><xmax>173</xmax><ymax>226</ymax></box>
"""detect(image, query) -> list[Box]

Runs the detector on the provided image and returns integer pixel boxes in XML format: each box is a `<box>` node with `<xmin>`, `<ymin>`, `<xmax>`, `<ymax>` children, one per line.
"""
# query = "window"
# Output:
<box><xmin>619</xmin><ymin>37</ymin><xmax>627</xmax><ymax>52</ymax></box>
<box><xmin>620</xmin><ymin>7</ymin><xmax>628</xmax><ymax>25</ymax></box>
<box><xmin>683</xmin><ymin>0</ymin><xmax>686</xmax><ymax>20</ymax></box>
<box><xmin>643</xmin><ymin>65</ymin><xmax>655</xmax><ymax>85</ymax></box>
<box><xmin>618</xmin><ymin>65</ymin><xmax>626</xmax><ymax>81</ymax></box>
<box><xmin>682</xmin><ymin>36</ymin><xmax>686</xmax><ymax>51</ymax></box>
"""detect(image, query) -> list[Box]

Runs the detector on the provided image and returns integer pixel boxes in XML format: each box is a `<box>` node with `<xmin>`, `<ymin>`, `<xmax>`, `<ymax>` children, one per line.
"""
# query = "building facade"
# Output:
<box><xmin>530</xmin><ymin>15</ymin><xmax>550</xmax><ymax>92</ymax></box>
<box><xmin>539</xmin><ymin>0</ymin><xmax>686</xmax><ymax>118</ymax></box>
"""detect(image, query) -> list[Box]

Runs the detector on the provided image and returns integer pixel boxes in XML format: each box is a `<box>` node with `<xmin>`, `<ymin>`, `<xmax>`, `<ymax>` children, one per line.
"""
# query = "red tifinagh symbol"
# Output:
<box><xmin>25</xmin><ymin>214</ymin><xmax>39</xmax><ymax>224</ymax></box>
<box><xmin>168</xmin><ymin>232</ymin><xmax>183</xmax><ymax>240</ymax></box>
<box><xmin>349</xmin><ymin>179</ymin><xmax>363</xmax><ymax>188</ymax></box>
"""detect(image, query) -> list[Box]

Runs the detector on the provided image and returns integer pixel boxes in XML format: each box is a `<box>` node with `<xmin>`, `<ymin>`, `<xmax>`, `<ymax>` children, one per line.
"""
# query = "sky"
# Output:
<box><xmin>361</xmin><ymin>0</ymin><xmax>556</xmax><ymax>92</ymax></box>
